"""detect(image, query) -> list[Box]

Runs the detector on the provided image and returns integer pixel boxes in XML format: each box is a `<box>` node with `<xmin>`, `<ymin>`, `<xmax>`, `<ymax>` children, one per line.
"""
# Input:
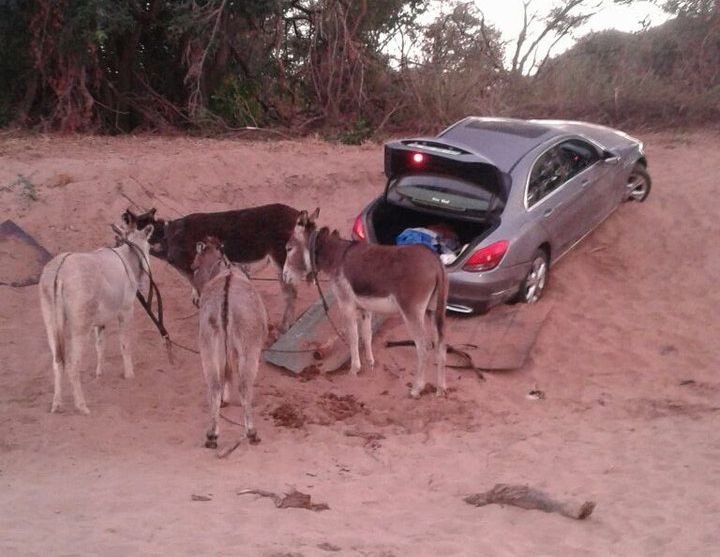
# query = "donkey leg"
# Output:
<box><xmin>279</xmin><ymin>275</ymin><xmax>298</xmax><ymax>332</ymax></box>
<box><xmin>117</xmin><ymin>310</ymin><xmax>135</xmax><ymax>379</ymax></box>
<box><xmin>43</xmin><ymin>317</ymin><xmax>64</xmax><ymax>413</ymax></box>
<box><xmin>342</xmin><ymin>307</ymin><xmax>362</xmax><ymax>376</ymax></box>
<box><xmin>221</xmin><ymin>368</ymin><xmax>239</xmax><ymax>407</ymax></box>
<box><xmin>239</xmin><ymin>350</ymin><xmax>261</xmax><ymax>444</ymax></box>
<box><xmin>403</xmin><ymin>312</ymin><xmax>429</xmax><ymax>399</ymax></box>
<box><xmin>428</xmin><ymin>311</ymin><xmax>448</xmax><ymax>396</ymax></box>
<box><xmin>94</xmin><ymin>325</ymin><xmax>105</xmax><ymax>378</ymax></box>
<box><xmin>50</xmin><ymin>352</ymin><xmax>64</xmax><ymax>413</ymax></box>
<box><xmin>202</xmin><ymin>353</ymin><xmax>223</xmax><ymax>449</ymax></box>
<box><xmin>66</xmin><ymin>334</ymin><xmax>90</xmax><ymax>415</ymax></box>
<box><xmin>359</xmin><ymin>310</ymin><xmax>375</xmax><ymax>372</ymax></box>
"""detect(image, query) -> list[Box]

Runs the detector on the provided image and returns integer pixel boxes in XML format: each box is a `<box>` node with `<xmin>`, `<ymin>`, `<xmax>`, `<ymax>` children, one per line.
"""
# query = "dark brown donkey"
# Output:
<box><xmin>122</xmin><ymin>204</ymin><xmax>299</xmax><ymax>331</ymax></box>
<box><xmin>283</xmin><ymin>210</ymin><xmax>449</xmax><ymax>398</ymax></box>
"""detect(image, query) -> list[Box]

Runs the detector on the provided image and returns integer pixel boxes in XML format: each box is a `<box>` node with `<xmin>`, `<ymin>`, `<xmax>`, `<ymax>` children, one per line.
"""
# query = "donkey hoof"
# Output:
<box><xmin>247</xmin><ymin>430</ymin><xmax>261</xmax><ymax>445</ymax></box>
<box><xmin>409</xmin><ymin>387</ymin><xmax>422</xmax><ymax>399</ymax></box>
<box><xmin>77</xmin><ymin>405</ymin><xmax>91</xmax><ymax>415</ymax></box>
<box><xmin>50</xmin><ymin>403</ymin><xmax>62</xmax><ymax>414</ymax></box>
<box><xmin>435</xmin><ymin>387</ymin><xmax>448</xmax><ymax>398</ymax></box>
<box><xmin>205</xmin><ymin>434</ymin><xmax>218</xmax><ymax>449</ymax></box>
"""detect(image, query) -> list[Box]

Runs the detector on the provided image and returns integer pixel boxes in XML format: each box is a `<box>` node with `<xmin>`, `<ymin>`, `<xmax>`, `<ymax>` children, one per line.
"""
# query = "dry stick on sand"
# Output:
<box><xmin>385</xmin><ymin>340</ymin><xmax>485</xmax><ymax>379</ymax></box>
<box><xmin>237</xmin><ymin>488</ymin><xmax>330</xmax><ymax>511</ymax></box>
<box><xmin>464</xmin><ymin>484</ymin><xmax>596</xmax><ymax>520</ymax></box>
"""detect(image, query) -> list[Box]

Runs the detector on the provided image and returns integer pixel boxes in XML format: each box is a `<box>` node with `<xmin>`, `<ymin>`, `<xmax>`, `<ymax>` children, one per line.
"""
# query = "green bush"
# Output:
<box><xmin>209</xmin><ymin>75</ymin><xmax>264</xmax><ymax>128</ymax></box>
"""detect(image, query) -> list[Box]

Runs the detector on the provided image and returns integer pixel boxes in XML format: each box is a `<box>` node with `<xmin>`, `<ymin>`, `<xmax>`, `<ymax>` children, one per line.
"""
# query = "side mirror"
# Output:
<box><xmin>603</xmin><ymin>150</ymin><xmax>620</xmax><ymax>165</ymax></box>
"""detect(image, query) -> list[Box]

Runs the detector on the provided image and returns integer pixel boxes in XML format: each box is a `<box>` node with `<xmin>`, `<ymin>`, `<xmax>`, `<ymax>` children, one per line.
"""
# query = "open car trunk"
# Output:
<box><xmin>366</xmin><ymin>198</ymin><xmax>498</xmax><ymax>265</ymax></box>
<box><xmin>367</xmin><ymin>140</ymin><xmax>508</xmax><ymax>266</ymax></box>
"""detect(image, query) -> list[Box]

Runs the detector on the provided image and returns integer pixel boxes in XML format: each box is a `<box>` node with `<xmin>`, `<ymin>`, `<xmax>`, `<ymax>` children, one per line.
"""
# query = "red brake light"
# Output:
<box><xmin>463</xmin><ymin>240</ymin><xmax>509</xmax><ymax>272</ymax></box>
<box><xmin>352</xmin><ymin>214</ymin><xmax>366</xmax><ymax>240</ymax></box>
<box><xmin>412</xmin><ymin>152</ymin><xmax>425</xmax><ymax>164</ymax></box>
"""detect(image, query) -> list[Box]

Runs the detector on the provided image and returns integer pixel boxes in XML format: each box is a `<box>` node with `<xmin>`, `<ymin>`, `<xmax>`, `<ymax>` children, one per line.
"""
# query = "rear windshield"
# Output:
<box><xmin>388</xmin><ymin>174</ymin><xmax>502</xmax><ymax>215</ymax></box>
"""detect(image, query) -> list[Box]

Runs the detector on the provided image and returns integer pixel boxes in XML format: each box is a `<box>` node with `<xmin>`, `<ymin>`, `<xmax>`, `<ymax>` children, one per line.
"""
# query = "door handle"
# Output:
<box><xmin>543</xmin><ymin>207</ymin><xmax>554</xmax><ymax>217</ymax></box>
<box><xmin>581</xmin><ymin>179</ymin><xmax>591</xmax><ymax>188</ymax></box>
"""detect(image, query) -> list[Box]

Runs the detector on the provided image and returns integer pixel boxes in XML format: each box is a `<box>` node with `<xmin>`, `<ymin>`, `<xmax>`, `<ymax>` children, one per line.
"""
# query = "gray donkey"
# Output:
<box><xmin>283</xmin><ymin>210</ymin><xmax>449</xmax><ymax>398</ymax></box>
<box><xmin>191</xmin><ymin>236</ymin><xmax>267</xmax><ymax>448</ymax></box>
<box><xmin>39</xmin><ymin>224</ymin><xmax>155</xmax><ymax>414</ymax></box>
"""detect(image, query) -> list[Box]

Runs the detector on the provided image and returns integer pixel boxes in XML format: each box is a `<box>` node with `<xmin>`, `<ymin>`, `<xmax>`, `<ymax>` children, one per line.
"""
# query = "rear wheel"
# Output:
<box><xmin>513</xmin><ymin>249</ymin><xmax>549</xmax><ymax>304</ymax></box>
<box><xmin>626</xmin><ymin>163</ymin><xmax>651</xmax><ymax>202</ymax></box>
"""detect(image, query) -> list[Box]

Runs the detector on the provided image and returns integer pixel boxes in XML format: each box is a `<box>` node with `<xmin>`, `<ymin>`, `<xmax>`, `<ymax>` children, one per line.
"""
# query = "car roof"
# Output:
<box><xmin>438</xmin><ymin>117</ymin><xmax>604</xmax><ymax>172</ymax></box>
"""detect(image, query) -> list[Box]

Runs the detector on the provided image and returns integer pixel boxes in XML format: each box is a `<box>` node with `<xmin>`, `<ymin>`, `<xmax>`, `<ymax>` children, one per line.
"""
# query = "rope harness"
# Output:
<box><xmin>308</xmin><ymin>228</ymin><xmax>352</xmax><ymax>346</ymax></box>
<box><xmin>112</xmin><ymin>234</ymin><xmax>199</xmax><ymax>359</ymax></box>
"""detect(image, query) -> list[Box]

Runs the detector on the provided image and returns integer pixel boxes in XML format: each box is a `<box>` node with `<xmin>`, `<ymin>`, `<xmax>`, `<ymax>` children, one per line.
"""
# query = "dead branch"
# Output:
<box><xmin>464</xmin><ymin>483</ymin><xmax>596</xmax><ymax>520</ymax></box>
<box><xmin>117</xmin><ymin>189</ymin><xmax>143</xmax><ymax>210</ymax></box>
<box><xmin>217</xmin><ymin>440</ymin><xmax>242</xmax><ymax>459</ymax></box>
<box><xmin>186</xmin><ymin>0</ymin><xmax>228</xmax><ymax>116</ymax></box>
<box><xmin>384</xmin><ymin>340</ymin><xmax>486</xmax><ymax>379</ymax></box>
<box><xmin>237</xmin><ymin>488</ymin><xmax>329</xmax><ymax>511</ymax></box>
<box><xmin>128</xmin><ymin>175</ymin><xmax>184</xmax><ymax>217</ymax></box>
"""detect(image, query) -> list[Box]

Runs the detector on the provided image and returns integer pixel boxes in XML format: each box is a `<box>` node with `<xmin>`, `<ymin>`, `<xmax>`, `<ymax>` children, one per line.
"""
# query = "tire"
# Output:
<box><xmin>513</xmin><ymin>249</ymin><xmax>549</xmax><ymax>304</ymax></box>
<box><xmin>626</xmin><ymin>163</ymin><xmax>651</xmax><ymax>202</ymax></box>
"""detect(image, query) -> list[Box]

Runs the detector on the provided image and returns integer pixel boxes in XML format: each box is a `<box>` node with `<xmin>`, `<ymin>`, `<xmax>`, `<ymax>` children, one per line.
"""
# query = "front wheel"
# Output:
<box><xmin>513</xmin><ymin>249</ymin><xmax>549</xmax><ymax>304</ymax></box>
<box><xmin>626</xmin><ymin>163</ymin><xmax>651</xmax><ymax>202</ymax></box>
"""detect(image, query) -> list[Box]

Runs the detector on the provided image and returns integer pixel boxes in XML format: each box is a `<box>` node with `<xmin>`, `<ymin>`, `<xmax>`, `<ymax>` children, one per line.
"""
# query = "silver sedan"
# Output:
<box><xmin>352</xmin><ymin>117</ymin><xmax>651</xmax><ymax>313</ymax></box>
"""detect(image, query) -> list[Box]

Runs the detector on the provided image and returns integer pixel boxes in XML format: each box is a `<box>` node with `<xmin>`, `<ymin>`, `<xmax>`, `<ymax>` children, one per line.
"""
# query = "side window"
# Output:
<box><xmin>559</xmin><ymin>139</ymin><xmax>600</xmax><ymax>179</ymax></box>
<box><xmin>527</xmin><ymin>145</ymin><xmax>568</xmax><ymax>207</ymax></box>
<box><xmin>527</xmin><ymin>139</ymin><xmax>600</xmax><ymax>207</ymax></box>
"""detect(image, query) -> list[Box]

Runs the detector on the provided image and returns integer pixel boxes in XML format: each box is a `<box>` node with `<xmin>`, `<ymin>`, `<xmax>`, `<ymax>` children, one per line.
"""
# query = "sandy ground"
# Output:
<box><xmin>0</xmin><ymin>130</ymin><xmax>719</xmax><ymax>557</ymax></box>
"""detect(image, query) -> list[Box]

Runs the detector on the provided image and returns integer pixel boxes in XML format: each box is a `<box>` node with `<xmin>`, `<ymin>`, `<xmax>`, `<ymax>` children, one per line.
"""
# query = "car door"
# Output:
<box><xmin>557</xmin><ymin>138</ymin><xmax>614</xmax><ymax>231</ymax></box>
<box><xmin>526</xmin><ymin>142</ymin><xmax>590</xmax><ymax>256</ymax></box>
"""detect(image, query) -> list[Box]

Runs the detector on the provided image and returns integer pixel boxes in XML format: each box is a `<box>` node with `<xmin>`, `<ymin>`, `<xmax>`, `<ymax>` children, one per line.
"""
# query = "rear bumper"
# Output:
<box><xmin>446</xmin><ymin>262</ymin><xmax>529</xmax><ymax>313</ymax></box>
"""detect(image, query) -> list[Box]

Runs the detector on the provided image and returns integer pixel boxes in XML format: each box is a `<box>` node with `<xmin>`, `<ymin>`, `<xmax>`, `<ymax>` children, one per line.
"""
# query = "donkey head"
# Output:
<box><xmin>122</xmin><ymin>208</ymin><xmax>167</xmax><ymax>256</ymax></box>
<box><xmin>282</xmin><ymin>208</ymin><xmax>320</xmax><ymax>284</ymax></box>
<box><xmin>191</xmin><ymin>236</ymin><xmax>228</xmax><ymax>294</ymax></box>
<box><xmin>118</xmin><ymin>223</ymin><xmax>155</xmax><ymax>295</ymax></box>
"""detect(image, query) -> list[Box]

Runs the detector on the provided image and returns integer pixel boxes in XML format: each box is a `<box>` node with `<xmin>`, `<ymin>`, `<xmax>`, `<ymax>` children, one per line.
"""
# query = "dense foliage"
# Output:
<box><xmin>0</xmin><ymin>0</ymin><xmax>717</xmax><ymax>135</ymax></box>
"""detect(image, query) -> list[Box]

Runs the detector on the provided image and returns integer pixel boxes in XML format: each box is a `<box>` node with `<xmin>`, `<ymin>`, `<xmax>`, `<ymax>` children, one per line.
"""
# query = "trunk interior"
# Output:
<box><xmin>368</xmin><ymin>199</ymin><xmax>497</xmax><ymax>263</ymax></box>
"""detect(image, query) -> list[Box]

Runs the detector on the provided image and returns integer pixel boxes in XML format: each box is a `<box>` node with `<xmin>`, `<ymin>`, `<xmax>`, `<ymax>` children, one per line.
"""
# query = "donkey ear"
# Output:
<box><xmin>148</xmin><ymin>208</ymin><xmax>157</xmax><ymax>217</ymax></box>
<box><xmin>331</xmin><ymin>229</ymin><xmax>340</xmax><ymax>238</ymax></box>
<box><xmin>297</xmin><ymin>210</ymin><xmax>309</xmax><ymax>227</ymax></box>
<box><xmin>309</xmin><ymin>207</ymin><xmax>320</xmax><ymax>222</ymax></box>
<box><xmin>141</xmin><ymin>224</ymin><xmax>154</xmax><ymax>239</ymax></box>
<box><xmin>196</xmin><ymin>241</ymin><xmax>206</xmax><ymax>254</ymax></box>
<box><xmin>122</xmin><ymin>208</ymin><xmax>137</xmax><ymax>225</ymax></box>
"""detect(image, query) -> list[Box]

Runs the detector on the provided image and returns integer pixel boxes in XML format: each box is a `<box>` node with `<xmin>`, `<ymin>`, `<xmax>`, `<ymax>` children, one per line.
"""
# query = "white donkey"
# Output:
<box><xmin>191</xmin><ymin>236</ymin><xmax>268</xmax><ymax>449</ymax></box>
<box><xmin>38</xmin><ymin>224</ymin><xmax>154</xmax><ymax>414</ymax></box>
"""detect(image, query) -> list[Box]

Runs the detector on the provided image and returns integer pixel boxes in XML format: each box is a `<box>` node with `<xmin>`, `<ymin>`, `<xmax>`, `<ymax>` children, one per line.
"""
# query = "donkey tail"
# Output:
<box><xmin>51</xmin><ymin>262</ymin><xmax>67</xmax><ymax>365</ymax></box>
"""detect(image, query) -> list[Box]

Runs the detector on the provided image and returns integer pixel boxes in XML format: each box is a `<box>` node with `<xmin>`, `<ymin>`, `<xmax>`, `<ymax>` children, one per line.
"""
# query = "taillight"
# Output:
<box><xmin>463</xmin><ymin>240</ymin><xmax>509</xmax><ymax>272</ymax></box>
<box><xmin>352</xmin><ymin>214</ymin><xmax>367</xmax><ymax>240</ymax></box>
<box><xmin>412</xmin><ymin>152</ymin><xmax>425</xmax><ymax>164</ymax></box>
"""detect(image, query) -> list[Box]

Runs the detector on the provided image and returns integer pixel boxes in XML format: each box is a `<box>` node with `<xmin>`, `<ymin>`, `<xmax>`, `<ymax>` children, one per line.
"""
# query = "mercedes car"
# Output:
<box><xmin>351</xmin><ymin>117</ymin><xmax>651</xmax><ymax>313</ymax></box>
